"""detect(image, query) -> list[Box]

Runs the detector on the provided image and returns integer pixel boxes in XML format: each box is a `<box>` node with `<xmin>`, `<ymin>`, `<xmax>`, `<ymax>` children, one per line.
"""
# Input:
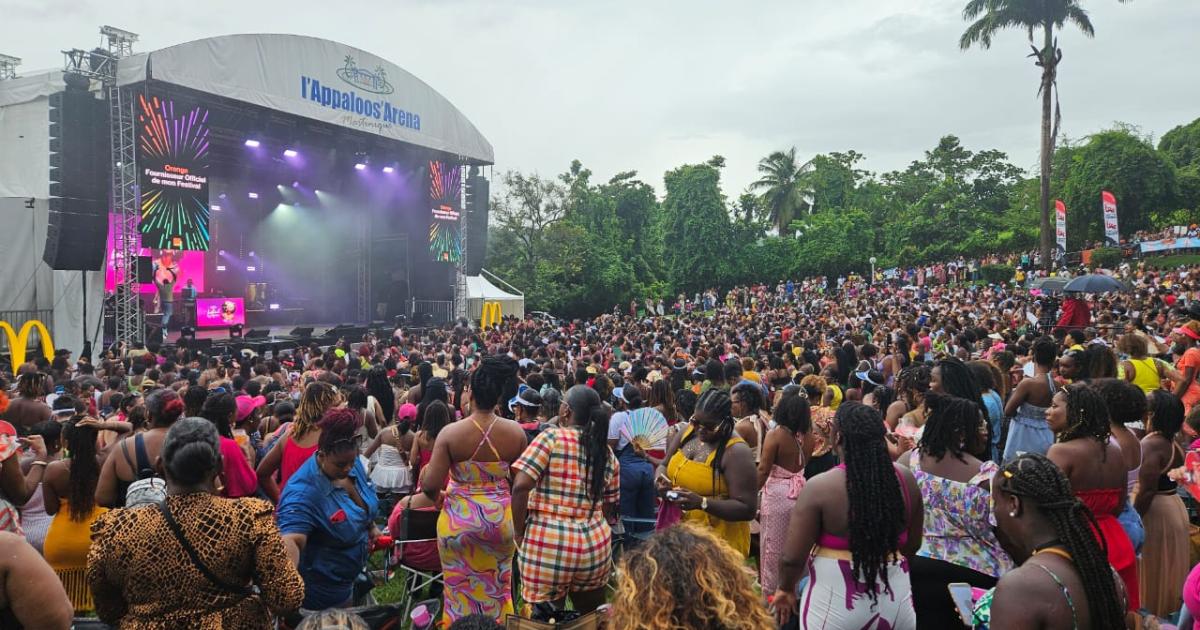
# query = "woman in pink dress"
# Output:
<box><xmin>756</xmin><ymin>391</ymin><xmax>810</xmax><ymax>594</ymax></box>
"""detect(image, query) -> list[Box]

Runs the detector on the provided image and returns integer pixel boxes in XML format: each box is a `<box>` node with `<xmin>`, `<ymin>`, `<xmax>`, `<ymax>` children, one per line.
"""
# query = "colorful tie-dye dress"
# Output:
<box><xmin>437</xmin><ymin>451</ymin><xmax>516</xmax><ymax>623</ymax></box>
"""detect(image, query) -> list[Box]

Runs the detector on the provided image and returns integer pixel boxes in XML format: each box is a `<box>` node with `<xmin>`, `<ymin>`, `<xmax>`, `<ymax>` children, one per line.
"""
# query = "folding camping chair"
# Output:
<box><xmin>387</xmin><ymin>506</ymin><xmax>444</xmax><ymax>622</ymax></box>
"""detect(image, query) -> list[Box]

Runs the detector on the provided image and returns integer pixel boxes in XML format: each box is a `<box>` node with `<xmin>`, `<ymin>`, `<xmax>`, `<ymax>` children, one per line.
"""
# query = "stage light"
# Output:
<box><xmin>246</xmin><ymin>266</ymin><xmax>257</xmax><ymax>272</ymax></box>
<box><xmin>219</xmin><ymin>193</ymin><xmax>227</xmax><ymax>200</ymax></box>
<box><xmin>216</xmin><ymin>265</ymin><xmax>227</xmax><ymax>272</ymax></box>
<box><xmin>248</xmin><ymin>251</ymin><xmax>256</xmax><ymax>257</ymax></box>
<box><xmin>230</xmin><ymin>324</ymin><xmax>244</xmax><ymax>339</ymax></box>
<box><xmin>211</xmin><ymin>204</ymin><xmax>221</xmax><ymax>211</ymax></box>
<box><xmin>269</xmin><ymin>303</ymin><xmax>280</xmax><ymax>310</ymax></box>
<box><xmin>292</xmin><ymin>181</ymin><xmax>300</xmax><ymax>188</ymax></box>
<box><xmin>283</xmin><ymin>148</ymin><xmax>298</xmax><ymax>158</ymax></box>
<box><xmin>382</xmin><ymin>166</ymin><xmax>395</xmax><ymax>174</ymax></box>
<box><xmin>244</xmin><ymin>139</ymin><xmax>260</xmax><ymax>148</ymax></box>
<box><xmin>354</xmin><ymin>163</ymin><xmax>366</xmax><ymax>171</ymax></box>
<box><xmin>218</xmin><ymin>249</ymin><xmax>225</xmax><ymax>256</ymax></box>
<box><xmin>248</xmin><ymin>192</ymin><xmax>259</xmax><ymax>199</ymax></box>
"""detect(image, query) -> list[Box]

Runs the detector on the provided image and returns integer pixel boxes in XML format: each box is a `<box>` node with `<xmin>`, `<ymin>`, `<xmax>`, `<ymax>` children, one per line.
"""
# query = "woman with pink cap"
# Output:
<box><xmin>1169</xmin><ymin>320</ymin><xmax>1200</xmax><ymax>414</ymax></box>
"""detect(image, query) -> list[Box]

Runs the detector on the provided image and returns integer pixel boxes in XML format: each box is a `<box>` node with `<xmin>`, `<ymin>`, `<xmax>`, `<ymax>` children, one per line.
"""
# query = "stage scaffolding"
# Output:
<box><xmin>62</xmin><ymin>26</ymin><xmax>143</xmax><ymax>344</ymax></box>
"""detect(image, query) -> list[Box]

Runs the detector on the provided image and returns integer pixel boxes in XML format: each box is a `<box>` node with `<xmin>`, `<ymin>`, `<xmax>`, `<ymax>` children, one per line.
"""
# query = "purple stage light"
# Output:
<box><xmin>244</xmin><ymin>139</ymin><xmax>260</xmax><ymax>148</ymax></box>
<box><xmin>354</xmin><ymin>163</ymin><xmax>367</xmax><ymax>171</ymax></box>
<box><xmin>292</xmin><ymin>181</ymin><xmax>300</xmax><ymax>188</ymax></box>
<box><xmin>246</xmin><ymin>266</ymin><xmax>257</xmax><ymax>272</ymax></box>
<box><xmin>248</xmin><ymin>192</ymin><xmax>258</xmax><ymax>199</ymax></box>
<box><xmin>248</xmin><ymin>251</ymin><xmax>256</xmax><ymax>257</ymax></box>
<box><xmin>382</xmin><ymin>166</ymin><xmax>395</xmax><ymax>173</ymax></box>
<box><xmin>216</xmin><ymin>265</ymin><xmax>227</xmax><ymax>272</ymax></box>
<box><xmin>211</xmin><ymin>204</ymin><xmax>222</xmax><ymax>211</ymax></box>
<box><xmin>217</xmin><ymin>250</ymin><xmax>225</xmax><ymax>256</ymax></box>
<box><xmin>283</xmin><ymin>148</ymin><xmax>298</xmax><ymax>158</ymax></box>
<box><xmin>269</xmin><ymin>303</ymin><xmax>280</xmax><ymax>310</ymax></box>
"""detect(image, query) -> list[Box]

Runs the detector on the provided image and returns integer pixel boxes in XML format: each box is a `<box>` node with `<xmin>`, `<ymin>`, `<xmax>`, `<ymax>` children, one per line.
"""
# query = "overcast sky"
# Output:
<box><xmin>5</xmin><ymin>0</ymin><xmax>1198</xmax><ymax>197</ymax></box>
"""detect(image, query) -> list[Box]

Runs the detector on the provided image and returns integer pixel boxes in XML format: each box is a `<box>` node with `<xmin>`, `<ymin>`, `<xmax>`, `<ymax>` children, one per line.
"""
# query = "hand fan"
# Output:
<box><xmin>622</xmin><ymin>408</ymin><xmax>669</xmax><ymax>452</ymax></box>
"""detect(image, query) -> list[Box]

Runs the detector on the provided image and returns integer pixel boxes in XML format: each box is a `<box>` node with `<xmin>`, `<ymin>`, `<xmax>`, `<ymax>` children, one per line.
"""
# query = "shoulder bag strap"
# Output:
<box><xmin>155</xmin><ymin>500</ymin><xmax>251</xmax><ymax>596</ymax></box>
<box><xmin>134</xmin><ymin>434</ymin><xmax>154</xmax><ymax>480</ymax></box>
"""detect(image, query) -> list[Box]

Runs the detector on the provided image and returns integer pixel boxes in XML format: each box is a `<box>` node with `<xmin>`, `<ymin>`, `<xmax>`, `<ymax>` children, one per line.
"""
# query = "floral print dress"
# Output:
<box><xmin>908</xmin><ymin>452</ymin><xmax>1013</xmax><ymax>578</ymax></box>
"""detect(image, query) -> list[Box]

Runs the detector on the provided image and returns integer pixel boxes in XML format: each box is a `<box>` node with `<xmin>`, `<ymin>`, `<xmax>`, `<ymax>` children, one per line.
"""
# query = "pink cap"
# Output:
<box><xmin>397</xmin><ymin>403</ymin><xmax>418</xmax><ymax>422</ymax></box>
<box><xmin>235</xmin><ymin>395</ymin><xmax>267</xmax><ymax>422</ymax></box>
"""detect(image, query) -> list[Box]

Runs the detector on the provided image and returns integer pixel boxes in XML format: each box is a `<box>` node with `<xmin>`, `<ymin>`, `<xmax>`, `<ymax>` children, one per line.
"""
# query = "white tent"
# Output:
<box><xmin>464</xmin><ymin>275</ymin><xmax>523</xmax><ymax>320</ymax></box>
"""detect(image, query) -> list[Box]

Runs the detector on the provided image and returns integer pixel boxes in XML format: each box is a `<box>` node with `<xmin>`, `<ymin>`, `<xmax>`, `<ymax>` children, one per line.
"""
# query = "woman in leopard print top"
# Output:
<box><xmin>87</xmin><ymin>418</ymin><xmax>303</xmax><ymax>628</ymax></box>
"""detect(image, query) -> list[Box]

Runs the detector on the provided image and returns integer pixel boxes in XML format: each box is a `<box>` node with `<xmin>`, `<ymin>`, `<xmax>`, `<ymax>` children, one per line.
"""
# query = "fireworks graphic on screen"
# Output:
<box><xmin>137</xmin><ymin>94</ymin><xmax>211</xmax><ymax>250</ymax></box>
<box><xmin>429</xmin><ymin>160</ymin><xmax>462</xmax><ymax>262</ymax></box>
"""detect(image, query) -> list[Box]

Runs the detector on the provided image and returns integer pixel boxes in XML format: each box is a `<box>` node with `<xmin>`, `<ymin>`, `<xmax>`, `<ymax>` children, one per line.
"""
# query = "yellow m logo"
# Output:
<box><xmin>0</xmin><ymin>320</ymin><xmax>55</xmax><ymax>374</ymax></box>
<box><xmin>480</xmin><ymin>301</ymin><xmax>503</xmax><ymax>330</ymax></box>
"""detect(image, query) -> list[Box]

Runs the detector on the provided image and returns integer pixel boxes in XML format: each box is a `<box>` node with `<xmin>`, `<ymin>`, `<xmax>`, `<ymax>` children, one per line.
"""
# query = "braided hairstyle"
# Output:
<box><xmin>63</xmin><ymin>414</ymin><xmax>101</xmax><ymax>522</ymax></box>
<box><xmin>934</xmin><ymin>358</ymin><xmax>987</xmax><ymax>458</ymax></box>
<box><xmin>681</xmin><ymin>388</ymin><xmax>737</xmax><ymax>489</ymax></box>
<box><xmin>835</xmin><ymin>402</ymin><xmax>906</xmax><ymax>601</ymax></box>
<box><xmin>918</xmin><ymin>392</ymin><xmax>977</xmax><ymax>463</ymax></box>
<box><xmin>895</xmin><ymin>364</ymin><xmax>931</xmax><ymax>407</ymax></box>
<box><xmin>998</xmin><ymin>453</ymin><xmax>1125</xmax><ymax>630</ymax></box>
<box><xmin>471</xmin><ymin>355</ymin><xmax>519</xmax><ymax>412</ymax></box>
<box><xmin>1089</xmin><ymin>378</ymin><xmax>1146</xmax><ymax>427</ymax></box>
<box><xmin>199</xmin><ymin>391</ymin><xmax>236</xmax><ymax>439</ymax></box>
<box><xmin>295</xmin><ymin>381</ymin><xmax>339</xmax><ymax>440</ymax></box>
<box><xmin>1055</xmin><ymin>382</ymin><xmax>1111</xmax><ymax>446</ymax></box>
<box><xmin>564</xmin><ymin>385</ymin><xmax>613</xmax><ymax>506</ymax></box>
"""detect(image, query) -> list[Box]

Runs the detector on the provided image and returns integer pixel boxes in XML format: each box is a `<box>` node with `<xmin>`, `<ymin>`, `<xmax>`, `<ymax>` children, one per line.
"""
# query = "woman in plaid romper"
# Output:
<box><xmin>512</xmin><ymin>385</ymin><xmax>619</xmax><ymax>613</ymax></box>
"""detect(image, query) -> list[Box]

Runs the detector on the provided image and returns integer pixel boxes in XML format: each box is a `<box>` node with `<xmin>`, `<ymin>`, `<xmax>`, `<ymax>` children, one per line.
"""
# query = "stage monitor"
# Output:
<box><xmin>137</xmin><ymin>94</ymin><xmax>212</xmax><ymax>251</ymax></box>
<box><xmin>428</xmin><ymin>160</ymin><xmax>462</xmax><ymax>263</ymax></box>
<box><xmin>196</xmin><ymin>297</ymin><xmax>245</xmax><ymax>328</ymax></box>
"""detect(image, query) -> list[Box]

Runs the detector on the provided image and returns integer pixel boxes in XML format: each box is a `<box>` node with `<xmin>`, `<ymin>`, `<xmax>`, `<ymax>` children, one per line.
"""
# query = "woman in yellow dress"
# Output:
<box><xmin>44</xmin><ymin>412</ymin><xmax>127</xmax><ymax>611</ymax></box>
<box><xmin>656</xmin><ymin>388</ymin><xmax>757</xmax><ymax>556</ymax></box>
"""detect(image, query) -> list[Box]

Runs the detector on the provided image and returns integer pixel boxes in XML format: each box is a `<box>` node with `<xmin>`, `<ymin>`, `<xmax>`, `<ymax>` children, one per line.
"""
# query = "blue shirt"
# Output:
<box><xmin>277</xmin><ymin>455</ymin><xmax>379</xmax><ymax>609</ymax></box>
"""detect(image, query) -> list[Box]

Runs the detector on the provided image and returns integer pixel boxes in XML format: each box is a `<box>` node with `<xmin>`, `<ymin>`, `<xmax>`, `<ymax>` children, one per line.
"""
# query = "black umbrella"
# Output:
<box><xmin>1030</xmin><ymin>277</ymin><xmax>1069</xmax><ymax>294</ymax></box>
<box><xmin>1063</xmin><ymin>274</ymin><xmax>1128</xmax><ymax>294</ymax></box>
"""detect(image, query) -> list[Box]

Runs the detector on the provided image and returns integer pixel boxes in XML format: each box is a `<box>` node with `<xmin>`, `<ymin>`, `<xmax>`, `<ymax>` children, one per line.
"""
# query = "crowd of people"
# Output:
<box><xmin>3</xmin><ymin>255</ymin><xmax>1200</xmax><ymax>628</ymax></box>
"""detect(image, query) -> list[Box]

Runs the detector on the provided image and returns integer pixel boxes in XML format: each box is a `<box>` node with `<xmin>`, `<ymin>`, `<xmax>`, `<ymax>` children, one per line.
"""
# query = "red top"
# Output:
<box><xmin>1076</xmin><ymin>487</ymin><xmax>1139</xmax><ymax>611</ymax></box>
<box><xmin>219</xmin><ymin>437</ymin><xmax>258</xmax><ymax>498</ymax></box>
<box><xmin>280</xmin><ymin>436</ymin><xmax>319</xmax><ymax>490</ymax></box>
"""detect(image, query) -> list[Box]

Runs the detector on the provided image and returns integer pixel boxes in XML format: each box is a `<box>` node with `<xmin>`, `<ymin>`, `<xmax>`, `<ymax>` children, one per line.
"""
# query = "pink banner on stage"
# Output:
<box><xmin>1102</xmin><ymin>191</ymin><xmax>1119</xmax><ymax>246</ymax></box>
<box><xmin>104</xmin><ymin>213</ymin><xmax>206</xmax><ymax>294</ymax></box>
<box><xmin>196</xmin><ymin>297</ymin><xmax>244</xmax><ymax>327</ymax></box>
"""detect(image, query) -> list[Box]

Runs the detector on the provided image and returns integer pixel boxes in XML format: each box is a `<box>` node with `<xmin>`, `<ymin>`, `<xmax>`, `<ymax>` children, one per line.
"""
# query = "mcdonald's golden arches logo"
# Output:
<box><xmin>480</xmin><ymin>301</ymin><xmax>503</xmax><ymax>330</ymax></box>
<box><xmin>1</xmin><ymin>320</ymin><xmax>55</xmax><ymax>374</ymax></box>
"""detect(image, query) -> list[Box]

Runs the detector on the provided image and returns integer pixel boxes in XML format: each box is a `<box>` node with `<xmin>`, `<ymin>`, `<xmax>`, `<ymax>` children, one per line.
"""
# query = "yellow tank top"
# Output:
<box><xmin>666</xmin><ymin>426</ymin><xmax>750</xmax><ymax>557</ymax></box>
<box><xmin>1128</xmin><ymin>357</ymin><xmax>1162</xmax><ymax>394</ymax></box>
<box><xmin>828</xmin><ymin>384</ymin><xmax>844</xmax><ymax>410</ymax></box>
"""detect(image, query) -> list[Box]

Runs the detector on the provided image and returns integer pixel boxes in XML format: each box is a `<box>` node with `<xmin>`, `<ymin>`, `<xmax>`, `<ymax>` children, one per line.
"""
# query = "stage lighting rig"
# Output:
<box><xmin>0</xmin><ymin>54</ymin><xmax>21</xmax><ymax>80</ymax></box>
<box><xmin>100</xmin><ymin>26</ymin><xmax>139</xmax><ymax>58</ymax></box>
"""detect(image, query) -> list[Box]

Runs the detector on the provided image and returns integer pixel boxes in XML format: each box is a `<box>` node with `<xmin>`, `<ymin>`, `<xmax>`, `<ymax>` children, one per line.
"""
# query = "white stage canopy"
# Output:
<box><xmin>464</xmin><ymin>275</ymin><xmax>524</xmax><ymax>320</ymax></box>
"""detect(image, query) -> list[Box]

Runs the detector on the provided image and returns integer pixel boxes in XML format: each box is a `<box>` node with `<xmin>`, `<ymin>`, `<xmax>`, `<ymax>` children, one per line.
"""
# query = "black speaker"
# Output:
<box><xmin>463</xmin><ymin>173</ymin><xmax>489</xmax><ymax>276</ymax></box>
<box><xmin>44</xmin><ymin>87</ymin><xmax>109</xmax><ymax>271</ymax></box>
<box><xmin>245</xmin><ymin>329</ymin><xmax>271</xmax><ymax>339</ymax></box>
<box><xmin>43</xmin><ymin>197</ymin><xmax>108</xmax><ymax>270</ymax></box>
<box><xmin>288</xmin><ymin>327</ymin><xmax>314</xmax><ymax>338</ymax></box>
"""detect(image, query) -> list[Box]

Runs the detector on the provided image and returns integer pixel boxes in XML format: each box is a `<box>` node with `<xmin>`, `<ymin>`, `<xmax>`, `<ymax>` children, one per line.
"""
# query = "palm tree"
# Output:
<box><xmin>960</xmin><ymin>0</ymin><xmax>1118</xmax><ymax>269</ymax></box>
<box><xmin>751</xmin><ymin>148</ymin><xmax>814</xmax><ymax>235</ymax></box>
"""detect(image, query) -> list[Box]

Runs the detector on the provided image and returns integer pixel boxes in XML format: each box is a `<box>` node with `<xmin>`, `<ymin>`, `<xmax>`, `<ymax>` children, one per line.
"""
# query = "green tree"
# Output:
<box><xmin>1060</xmin><ymin>126</ymin><xmax>1178</xmax><ymax>246</ymax></box>
<box><xmin>662</xmin><ymin>159</ymin><xmax>734</xmax><ymax>292</ymax></box>
<box><xmin>1160</xmin><ymin>118</ymin><xmax>1200</xmax><ymax>172</ymax></box>
<box><xmin>751</xmin><ymin>147</ymin><xmax>813</xmax><ymax>235</ymax></box>
<box><xmin>960</xmin><ymin>0</ymin><xmax>1116</xmax><ymax>268</ymax></box>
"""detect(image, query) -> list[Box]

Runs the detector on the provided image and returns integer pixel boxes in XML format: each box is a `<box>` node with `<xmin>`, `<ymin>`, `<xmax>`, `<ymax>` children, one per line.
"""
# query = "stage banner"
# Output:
<box><xmin>128</xmin><ymin>34</ymin><xmax>493</xmax><ymax>163</ymax></box>
<box><xmin>1102</xmin><ymin>191</ymin><xmax>1119</xmax><ymax>246</ymax></box>
<box><xmin>1055</xmin><ymin>200</ymin><xmax>1067</xmax><ymax>254</ymax></box>
<box><xmin>428</xmin><ymin>160</ymin><xmax>462</xmax><ymax>263</ymax></box>
<box><xmin>136</xmin><ymin>94</ymin><xmax>211</xmax><ymax>250</ymax></box>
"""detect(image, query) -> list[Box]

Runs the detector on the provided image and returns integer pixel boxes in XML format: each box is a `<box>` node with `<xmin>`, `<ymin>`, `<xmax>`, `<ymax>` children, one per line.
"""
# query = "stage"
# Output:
<box><xmin>0</xmin><ymin>32</ymin><xmax>495</xmax><ymax>357</ymax></box>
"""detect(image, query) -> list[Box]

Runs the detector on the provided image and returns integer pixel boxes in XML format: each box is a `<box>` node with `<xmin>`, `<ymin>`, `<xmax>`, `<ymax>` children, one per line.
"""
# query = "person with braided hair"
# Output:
<box><xmin>898</xmin><ymin>392</ymin><xmax>1013</xmax><ymax>627</ymax></box>
<box><xmin>773</xmin><ymin>402</ymin><xmax>924</xmax><ymax>628</ymax></box>
<box><xmin>511</xmin><ymin>385</ymin><xmax>619</xmax><ymax>613</ymax></box>
<box><xmin>656</xmin><ymin>387</ymin><xmax>757</xmax><ymax>557</ymax></box>
<box><xmin>422</xmin><ymin>355</ymin><xmax>527</xmax><ymax>625</ymax></box>
<box><xmin>979</xmin><ymin>453</ymin><xmax>1128</xmax><ymax>629</ymax></box>
<box><xmin>1046</xmin><ymin>382</ymin><xmax>1139</xmax><ymax>612</ymax></box>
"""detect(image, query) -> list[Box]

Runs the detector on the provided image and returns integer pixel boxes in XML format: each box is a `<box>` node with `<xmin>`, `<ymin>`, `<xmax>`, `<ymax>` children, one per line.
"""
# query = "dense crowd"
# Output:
<box><xmin>4</xmin><ymin>258</ymin><xmax>1200</xmax><ymax>629</ymax></box>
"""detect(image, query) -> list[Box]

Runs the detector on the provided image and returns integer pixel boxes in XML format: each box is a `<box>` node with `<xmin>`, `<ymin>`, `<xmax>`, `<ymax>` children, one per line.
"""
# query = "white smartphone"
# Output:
<box><xmin>947</xmin><ymin>582</ymin><xmax>974</xmax><ymax>627</ymax></box>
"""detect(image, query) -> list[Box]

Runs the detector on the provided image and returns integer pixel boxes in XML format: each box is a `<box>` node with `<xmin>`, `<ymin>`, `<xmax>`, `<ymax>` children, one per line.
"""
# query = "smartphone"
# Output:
<box><xmin>947</xmin><ymin>582</ymin><xmax>974</xmax><ymax>627</ymax></box>
<box><xmin>666</xmin><ymin>490</ymin><xmax>681</xmax><ymax>501</ymax></box>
